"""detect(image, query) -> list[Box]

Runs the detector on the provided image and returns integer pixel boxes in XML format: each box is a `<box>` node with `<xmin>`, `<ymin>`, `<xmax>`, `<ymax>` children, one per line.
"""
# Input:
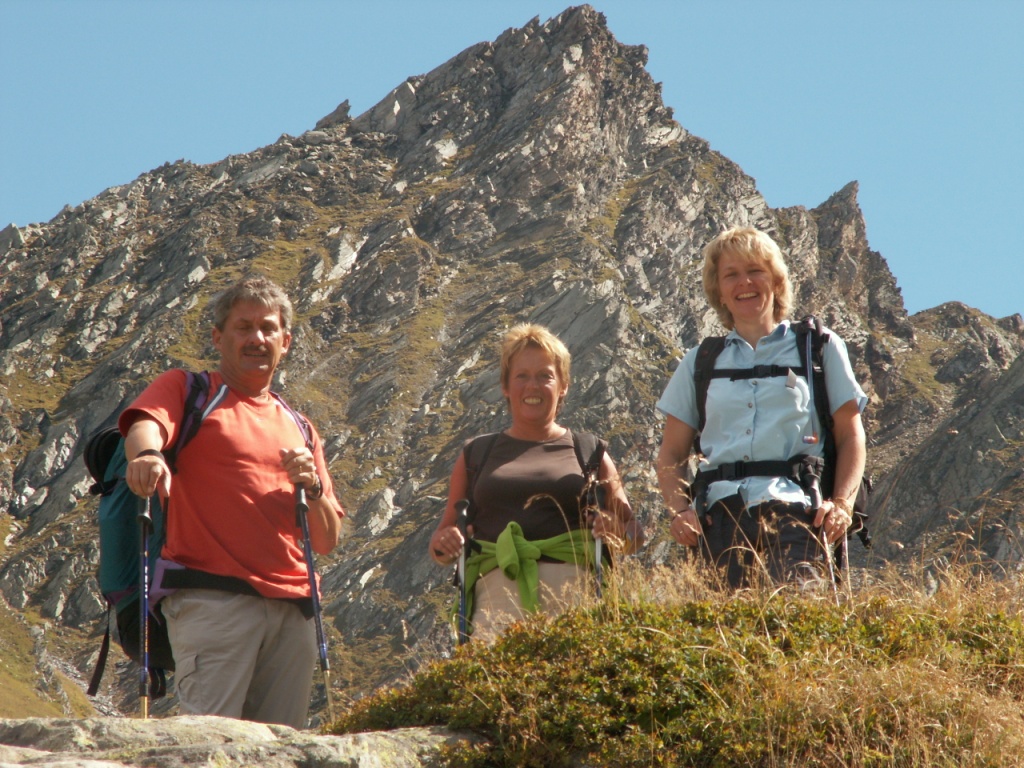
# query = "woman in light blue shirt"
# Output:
<box><xmin>656</xmin><ymin>227</ymin><xmax>867</xmax><ymax>587</ymax></box>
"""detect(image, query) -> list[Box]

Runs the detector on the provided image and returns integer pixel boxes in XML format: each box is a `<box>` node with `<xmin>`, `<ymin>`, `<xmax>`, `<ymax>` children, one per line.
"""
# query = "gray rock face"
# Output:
<box><xmin>0</xmin><ymin>4</ymin><xmax>1021</xmax><ymax>717</ymax></box>
<box><xmin>871</xmin><ymin>344</ymin><xmax>1024</xmax><ymax>566</ymax></box>
<box><xmin>0</xmin><ymin>716</ymin><xmax>470</xmax><ymax>767</ymax></box>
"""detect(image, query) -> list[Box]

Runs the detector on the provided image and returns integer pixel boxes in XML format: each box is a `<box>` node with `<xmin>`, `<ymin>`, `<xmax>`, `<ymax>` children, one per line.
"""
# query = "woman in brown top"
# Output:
<box><xmin>430</xmin><ymin>323</ymin><xmax>642</xmax><ymax>643</ymax></box>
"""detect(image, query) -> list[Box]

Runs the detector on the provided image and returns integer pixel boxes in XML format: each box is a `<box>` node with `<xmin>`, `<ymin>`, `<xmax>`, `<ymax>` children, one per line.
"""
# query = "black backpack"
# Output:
<box><xmin>692</xmin><ymin>316</ymin><xmax>871</xmax><ymax>549</ymax></box>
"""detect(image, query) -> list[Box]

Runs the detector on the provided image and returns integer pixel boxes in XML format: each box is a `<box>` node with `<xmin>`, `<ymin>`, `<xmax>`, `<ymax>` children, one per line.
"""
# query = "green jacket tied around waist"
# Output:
<box><xmin>453</xmin><ymin>522</ymin><xmax>598</xmax><ymax>635</ymax></box>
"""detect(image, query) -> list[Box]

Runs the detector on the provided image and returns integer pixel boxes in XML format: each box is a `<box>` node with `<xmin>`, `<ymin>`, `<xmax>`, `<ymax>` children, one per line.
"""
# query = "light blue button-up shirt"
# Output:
<box><xmin>656</xmin><ymin>321</ymin><xmax>867</xmax><ymax>511</ymax></box>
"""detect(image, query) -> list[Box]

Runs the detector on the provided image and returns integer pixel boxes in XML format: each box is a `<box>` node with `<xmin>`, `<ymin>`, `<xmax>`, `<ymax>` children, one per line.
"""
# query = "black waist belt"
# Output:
<box><xmin>693</xmin><ymin>455</ymin><xmax>824</xmax><ymax>506</ymax></box>
<box><xmin>696</xmin><ymin>459</ymin><xmax>799</xmax><ymax>484</ymax></box>
<box><xmin>161</xmin><ymin>567</ymin><xmax>315</xmax><ymax>619</ymax></box>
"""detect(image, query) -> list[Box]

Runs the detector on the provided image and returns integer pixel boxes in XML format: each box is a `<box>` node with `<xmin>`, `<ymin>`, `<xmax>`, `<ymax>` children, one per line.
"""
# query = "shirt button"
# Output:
<box><xmin>746</xmin><ymin>429</ymin><xmax>752</xmax><ymax>435</ymax></box>
<box><xmin>743</xmin><ymin>455</ymin><xmax>750</xmax><ymax>460</ymax></box>
<box><xmin>748</xmin><ymin>402</ymin><xmax>753</xmax><ymax>408</ymax></box>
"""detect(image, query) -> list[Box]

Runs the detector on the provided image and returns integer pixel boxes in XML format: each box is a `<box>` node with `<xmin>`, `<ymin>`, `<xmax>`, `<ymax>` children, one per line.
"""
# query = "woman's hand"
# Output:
<box><xmin>591</xmin><ymin>510</ymin><xmax>625</xmax><ymax>541</ymax></box>
<box><xmin>669</xmin><ymin>507</ymin><xmax>702</xmax><ymax>548</ymax></box>
<box><xmin>430</xmin><ymin>525</ymin><xmax>465</xmax><ymax>564</ymax></box>
<box><xmin>591</xmin><ymin>510</ymin><xmax>642</xmax><ymax>555</ymax></box>
<box><xmin>814</xmin><ymin>498</ymin><xmax>852</xmax><ymax>545</ymax></box>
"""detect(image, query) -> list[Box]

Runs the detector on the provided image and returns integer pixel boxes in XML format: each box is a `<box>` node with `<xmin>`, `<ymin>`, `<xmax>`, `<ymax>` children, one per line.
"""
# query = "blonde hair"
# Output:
<box><xmin>702</xmin><ymin>227</ymin><xmax>793</xmax><ymax>330</ymax></box>
<box><xmin>500</xmin><ymin>323</ymin><xmax>571</xmax><ymax>392</ymax></box>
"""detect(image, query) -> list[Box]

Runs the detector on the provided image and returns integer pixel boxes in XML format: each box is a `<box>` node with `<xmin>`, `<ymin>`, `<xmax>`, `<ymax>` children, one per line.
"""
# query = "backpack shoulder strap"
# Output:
<box><xmin>162</xmin><ymin>371</ymin><xmax>229</xmax><ymax>472</ymax></box>
<box><xmin>270</xmin><ymin>390</ymin><xmax>314</xmax><ymax>449</ymax></box>
<box><xmin>793</xmin><ymin>316</ymin><xmax>831</xmax><ymax>433</ymax></box>
<box><xmin>794</xmin><ymin>316</ymin><xmax>872</xmax><ymax>549</ymax></box>
<box><xmin>84</xmin><ymin>427</ymin><xmax>125</xmax><ymax>496</ymax></box>
<box><xmin>572</xmin><ymin>431</ymin><xmax>610</xmax><ymax>543</ymax></box>
<box><xmin>463</xmin><ymin>432</ymin><xmax>500</xmax><ymax>520</ymax></box>
<box><xmin>570</xmin><ymin>430</ymin><xmax>606</xmax><ymax>481</ymax></box>
<box><xmin>85</xmin><ymin>370</ymin><xmax>225</xmax><ymax>493</ymax></box>
<box><xmin>694</xmin><ymin>336</ymin><xmax>727</xmax><ymax>433</ymax></box>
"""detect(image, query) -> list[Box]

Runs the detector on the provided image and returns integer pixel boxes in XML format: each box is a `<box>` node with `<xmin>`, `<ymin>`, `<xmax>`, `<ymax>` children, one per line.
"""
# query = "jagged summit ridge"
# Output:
<box><xmin>345</xmin><ymin>5</ymin><xmax>686</xmax><ymax>252</ymax></box>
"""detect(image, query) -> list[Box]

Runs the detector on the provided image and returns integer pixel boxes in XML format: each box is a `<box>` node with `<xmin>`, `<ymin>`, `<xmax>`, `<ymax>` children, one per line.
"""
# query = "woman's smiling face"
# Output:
<box><xmin>502</xmin><ymin>344</ymin><xmax>567</xmax><ymax>428</ymax></box>
<box><xmin>717</xmin><ymin>250</ymin><xmax>776</xmax><ymax>328</ymax></box>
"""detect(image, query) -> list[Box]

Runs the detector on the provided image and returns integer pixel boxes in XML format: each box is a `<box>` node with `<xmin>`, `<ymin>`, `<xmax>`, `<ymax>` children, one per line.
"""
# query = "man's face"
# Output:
<box><xmin>212</xmin><ymin>300</ymin><xmax>291</xmax><ymax>387</ymax></box>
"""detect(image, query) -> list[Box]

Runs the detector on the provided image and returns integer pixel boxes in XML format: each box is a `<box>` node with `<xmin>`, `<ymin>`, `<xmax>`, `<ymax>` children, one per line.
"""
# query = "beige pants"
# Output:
<box><xmin>471</xmin><ymin>561</ymin><xmax>587</xmax><ymax>644</ymax></box>
<box><xmin>162</xmin><ymin>589</ymin><xmax>316</xmax><ymax>729</ymax></box>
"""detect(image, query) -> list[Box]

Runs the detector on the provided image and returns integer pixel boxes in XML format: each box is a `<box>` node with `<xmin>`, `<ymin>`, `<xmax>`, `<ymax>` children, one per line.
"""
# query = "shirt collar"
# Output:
<box><xmin>723</xmin><ymin>320</ymin><xmax>790</xmax><ymax>346</ymax></box>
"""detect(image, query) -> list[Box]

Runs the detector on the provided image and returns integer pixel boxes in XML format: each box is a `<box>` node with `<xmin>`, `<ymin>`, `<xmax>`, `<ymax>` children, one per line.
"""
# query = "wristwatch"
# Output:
<box><xmin>307</xmin><ymin>474</ymin><xmax>324</xmax><ymax>500</ymax></box>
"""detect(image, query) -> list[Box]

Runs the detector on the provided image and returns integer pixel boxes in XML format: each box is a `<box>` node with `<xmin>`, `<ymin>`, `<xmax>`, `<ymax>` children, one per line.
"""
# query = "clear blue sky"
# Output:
<box><xmin>2</xmin><ymin>1</ymin><xmax>1021</xmax><ymax>318</ymax></box>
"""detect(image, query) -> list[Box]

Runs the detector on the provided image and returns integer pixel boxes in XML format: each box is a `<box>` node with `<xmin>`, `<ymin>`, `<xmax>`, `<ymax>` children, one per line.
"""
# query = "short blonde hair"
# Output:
<box><xmin>500</xmin><ymin>323</ymin><xmax>571</xmax><ymax>392</ymax></box>
<box><xmin>702</xmin><ymin>227</ymin><xmax>792</xmax><ymax>329</ymax></box>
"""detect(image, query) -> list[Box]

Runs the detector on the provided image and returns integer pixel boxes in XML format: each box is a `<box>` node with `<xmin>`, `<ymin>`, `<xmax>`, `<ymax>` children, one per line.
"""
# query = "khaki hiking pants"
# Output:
<box><xmin>162</xmin><ymin>588</ymin><xmax>316</xmax><ymax>729</ymax></box>
<box><xmin>471</xmin><ymin>561</ymin><xmax>586</xmax><ymax>644</ymax></box>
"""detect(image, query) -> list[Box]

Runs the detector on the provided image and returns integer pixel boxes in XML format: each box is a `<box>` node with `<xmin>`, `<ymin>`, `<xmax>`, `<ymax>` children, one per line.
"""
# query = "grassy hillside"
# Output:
<box><xmin>0</xmin><ymin>598</ymin><xmax>96</xmax><ymax>719</ymax></box>
<box><xmin>331</xmin><ymin>559</ymin><xmax>1024</xmax><ymax>767</ymax></box>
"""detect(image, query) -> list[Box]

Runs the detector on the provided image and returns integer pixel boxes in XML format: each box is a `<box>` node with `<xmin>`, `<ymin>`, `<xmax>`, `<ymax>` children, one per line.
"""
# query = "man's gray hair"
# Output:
<box><xmin>212</xmin><ymin>275</ymin><xmax>294</xmax><ymax>332</ymax></box>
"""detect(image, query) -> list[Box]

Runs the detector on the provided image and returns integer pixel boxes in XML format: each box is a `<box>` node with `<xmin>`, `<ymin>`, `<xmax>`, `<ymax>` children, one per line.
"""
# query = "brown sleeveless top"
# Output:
<box><xmin>470</xmin><ymin>430</ymin><xmax>588</xmax><ymax>543</ymax></box>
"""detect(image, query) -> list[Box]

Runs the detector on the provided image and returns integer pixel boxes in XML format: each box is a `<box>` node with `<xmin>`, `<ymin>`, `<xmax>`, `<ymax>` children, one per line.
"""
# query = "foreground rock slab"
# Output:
<box><xmin>0</xmin><ymin>716</ymin><xmax>469</xmax><ymax>768</ymax></box>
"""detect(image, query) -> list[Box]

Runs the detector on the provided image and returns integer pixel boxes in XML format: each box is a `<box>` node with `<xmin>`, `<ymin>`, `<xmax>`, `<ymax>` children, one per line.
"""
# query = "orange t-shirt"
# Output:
<box><xmin>119</xmin><ymin>369</ymin><xmax>342</xmax><ymax>599</ymax></box>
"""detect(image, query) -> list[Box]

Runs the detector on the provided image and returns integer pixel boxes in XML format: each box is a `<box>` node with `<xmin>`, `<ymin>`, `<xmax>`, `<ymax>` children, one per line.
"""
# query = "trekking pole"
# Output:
<box><xmin>807</xmin><ymin>473</ymin><xmax>839</xmax><ymax>604</ymax></box>
<box><xmin>295</xmin><ymin>486</ymin><xmax>335</xmax><ymax>724</ymax></box>
<box><xmin>802</xmin><ymin>326</ymin><xmax>819</xmax><ymax>447</ymax></box>
<box><xmin>455</xmin><ymin>500</ymin><xmax>471</xmax><ymax>645</ymax></box>
<box><xmin>821</xmin><ymin>528</ymin><xmax>840</xmax><ymax>605</ymax></box>
<box><xmin>584</xmin><ymin>472</ymin><xmax>603</xmax><ymax>599</ymax></box>
<box><xmin>137</xmin><ymin>493</ymin><xmax>152</xmax><ymax>719</ymax></box>
<box><xmin>799</xmin><ymin>333</ymin><xmax>837</xmax><ymax>603</ymax></box>
<box><xmin>842</xmin><ymin>533</ymin><xmax>853</xmax><ymax>599</ymax></box>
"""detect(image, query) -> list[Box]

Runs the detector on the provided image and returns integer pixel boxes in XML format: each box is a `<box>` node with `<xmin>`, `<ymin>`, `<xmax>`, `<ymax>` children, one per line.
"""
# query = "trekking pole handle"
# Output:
<box><xmin>455</xmin><ymin>499</ymin><xmax>470</xmax><ymax>536</ymax></box>
<box><xmin>137</xmin><ymin>492</ymin><xmax>153</xmax><ymax>525</ymax></box>
<box><xmin>295</xmin><ymin>485</ymin><xmax>308</xmax><ymax>525</ymax></box>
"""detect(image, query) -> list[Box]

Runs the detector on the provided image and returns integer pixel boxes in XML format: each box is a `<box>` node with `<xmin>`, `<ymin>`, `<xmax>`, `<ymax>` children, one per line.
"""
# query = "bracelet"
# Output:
<box><xmin>134</xmin><ymin>449</ymin><xmax>163</xmax><ymax>460</ymax></box>
<box><xmin>831</xmin><ymin>496</ymin><xmax>853</xmax><ymax>516</ymax></box>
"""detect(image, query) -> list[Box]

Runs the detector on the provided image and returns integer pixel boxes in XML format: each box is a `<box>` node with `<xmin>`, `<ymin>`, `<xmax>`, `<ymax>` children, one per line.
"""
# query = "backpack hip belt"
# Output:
<box><xmin>692</xmin><ymin>454</ymin><xmax>824</xmax><ymax>511</ymax></box>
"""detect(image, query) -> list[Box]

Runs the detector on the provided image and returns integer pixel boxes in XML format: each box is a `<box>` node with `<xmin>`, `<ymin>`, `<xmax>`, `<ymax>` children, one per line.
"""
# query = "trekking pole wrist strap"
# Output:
<box><xmin>134</xmin><ymin>449</ymin><xmax>163</xmax><ymax>460</ymax></box>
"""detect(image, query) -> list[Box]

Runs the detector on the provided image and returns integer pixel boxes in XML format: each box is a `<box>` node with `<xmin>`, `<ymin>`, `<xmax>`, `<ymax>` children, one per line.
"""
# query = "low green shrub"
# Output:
<box><xmin>330</xmin><ymin>564</ymin><xmax>1024</xmax><ymax>767</ymax></box>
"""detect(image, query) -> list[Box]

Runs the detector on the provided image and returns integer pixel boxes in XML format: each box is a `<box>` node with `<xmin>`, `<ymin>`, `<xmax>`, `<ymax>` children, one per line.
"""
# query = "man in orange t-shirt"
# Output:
<box><xmin>121</xmin><ymin>275</ymin><xmax>344</xmax><ymax>728</ymax></box>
